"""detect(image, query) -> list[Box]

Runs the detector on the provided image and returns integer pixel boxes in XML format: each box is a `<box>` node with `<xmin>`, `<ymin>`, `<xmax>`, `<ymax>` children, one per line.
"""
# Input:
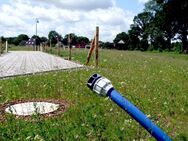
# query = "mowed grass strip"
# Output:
<box><xmin>0</xmin><ymin>48</ymin><xmax>187</xmax><ymax>140</ymax></box>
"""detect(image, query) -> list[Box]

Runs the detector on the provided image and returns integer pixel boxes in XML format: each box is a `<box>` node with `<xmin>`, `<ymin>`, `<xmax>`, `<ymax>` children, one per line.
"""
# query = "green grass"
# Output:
<box><xmin>8</xmin><ymin>45</ymin><xmax>34</xmax><ymax>51</ymax></box>
<box><xmin>0</xmin><ymin>47</ymin><xmax>188</xmax><ymax>140</ymax></box>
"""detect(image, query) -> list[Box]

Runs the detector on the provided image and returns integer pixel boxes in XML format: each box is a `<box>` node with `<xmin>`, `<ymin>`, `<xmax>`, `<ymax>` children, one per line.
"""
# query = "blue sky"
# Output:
<box><xmin>0</xmin><ymin>0</ymin><xmax>148</xmax><ymax>41</ymax></box>
<box><xmin>116</xmin><ymin>0</ymin><xmax>146</xmax><ymax>14</ymax></box>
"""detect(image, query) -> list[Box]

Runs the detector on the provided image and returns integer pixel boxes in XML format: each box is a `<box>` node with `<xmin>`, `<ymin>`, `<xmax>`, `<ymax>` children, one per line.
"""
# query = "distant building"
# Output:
<box><xmin>75</xmin><ymin>41</ymin><xmax>86</xmax><ymax>48</ymax></box>
<box><xmin>118</xmin><ymin>40</ymin><xmax>125</xmax><ymax>44</ymax></box>
<box><xmin>116</xmin><ymin>40</ymin><xmax>126</xmax><ymax>50</ymax></box>
<box><xmin>25</xmin><ymin>38</ymin><xmax>36</xmax><ymax>46</ymax></box>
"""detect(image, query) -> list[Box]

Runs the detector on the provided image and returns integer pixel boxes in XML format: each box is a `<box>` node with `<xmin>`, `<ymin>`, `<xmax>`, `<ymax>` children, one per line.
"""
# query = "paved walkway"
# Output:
<box><xmin>0</xmin><ymin>51</ymin><xmax>83</xmax><ymax>78</ymax></box>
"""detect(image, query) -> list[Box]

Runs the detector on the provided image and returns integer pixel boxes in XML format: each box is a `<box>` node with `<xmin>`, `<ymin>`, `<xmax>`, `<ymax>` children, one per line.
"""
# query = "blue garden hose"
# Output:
<box><xmin>87</xmin><ymin>74</ymin><xmax>171</xmax><ymax>141</ymax></box>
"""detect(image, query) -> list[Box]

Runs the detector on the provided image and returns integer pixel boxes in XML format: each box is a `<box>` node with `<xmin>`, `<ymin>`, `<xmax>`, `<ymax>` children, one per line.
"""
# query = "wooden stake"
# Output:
<box><xmin>68</xmin><ymin>34</ymin><xmax>72</xmax><ymax>60</ymax></box>
<box><xmin>57</xmin><ymin>38</ymin><xmax>60</xmax><ymax>56</ymax></box>
<box><xmin>58</xmin><ymin>41</ymin><xmax>60</xmax><ymax>56</ymax></box>
<box><xmin>45</xmin><ymin>45</ymin><xmax>47</xmax><ymax>52</ymax></box>
<box><xmin>5</xmin><ymin>41</ymin><xmax>8</xmax><ymax>53</ymax></box>
<box><xmin>46</xmin><ymin>44</ymin><xmax>48</xmax><ymax>52</ymax></box>
<box><xmin>85</xmin><ymin>37</ymin><xmax>95</xmax><ymax>65</ymax></box>
<box><xmin>50</xmin><ymin>39</ymin><xmax>52</xmax><ymax>53</ymax></box>
<box><xmin>0</xmin><ymin>42</ymin><xmax>2</xmax><ymax>55</ymax></box>
<box><xmin>95</xmin><ymin>26</ymin><xmax>99</xmax><ymax>67</ymax></box>
<box><xmin>57</xmin><ymin>41</ymin><xmax>59</xmax><ymax>56</ymax></box>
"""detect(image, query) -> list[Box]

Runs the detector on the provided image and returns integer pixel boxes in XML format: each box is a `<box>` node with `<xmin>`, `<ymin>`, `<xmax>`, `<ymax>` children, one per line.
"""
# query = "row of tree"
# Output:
<box><xmin>0</xmin><ymin>31</ymin><xmax>89</xmax><ymax>47</ymax></box>
<box><xmin>112</xmin><ymin>0</ymin><xmax>188</xmax><ymax>53</ymax></box>
<box><xmin>48</xmin><ymin>31</ymin><xmax>89</xmax><ymax>46</ymax></box>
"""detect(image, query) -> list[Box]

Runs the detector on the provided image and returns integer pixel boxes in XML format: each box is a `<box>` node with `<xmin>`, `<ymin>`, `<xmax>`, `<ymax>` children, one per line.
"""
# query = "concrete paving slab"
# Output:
<box><xmin>0</xmin><ymin>51</ymin><xmax>83</xmax><ymax>78</ymax></box>
<box><xmin>5</xmin><ymin>102</ymin><xmax>59</xmax><ymax>116</ymax></box>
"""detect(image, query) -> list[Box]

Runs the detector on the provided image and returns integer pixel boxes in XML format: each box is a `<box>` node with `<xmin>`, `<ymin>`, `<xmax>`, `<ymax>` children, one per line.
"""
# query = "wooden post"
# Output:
<box><xmin>95</xmin><ymin>26</ymin><xmax>99</xmax><ymax>67</ymax></box>
<box><xmin>50</xmin><ymin>39</ymin><xmax>52</xmax><ymax>53</ymax></box>
<box><xmin>44</xmin><ymin>42</ymin><xmax>47</xmax><ymax>52</ymax></box>
<box><xmin>58</xmin><ymin>42</ymin><xmax>60</xmax><ymax>56</ymax></box>
<box><xmin>40</xmin><ymin>44</ymin><xmax>43</xmax><ymax>52</ymax></box>
<box><xmin>85</xmin><ymin>37</ymin><xmax>95</xmax><ymax>65</ymax></box>
<box><xmin>0</xmin><ymin>42</ymin><xmax>2</xmax><ymax>55</ymax></box>
<box><xmin>68</xmin><ymin>34</ymin><xmax>72</xmax><ymax>60</ymax></box>
<box><xmin>35</xmin><ymin>41</ymin><xmax>37</xmax><ymax>51</ymax></box>
<box><xmin>46</xmin><ymin>45</ymin><xmax>48</xmax><ymax>52</ymax></box>
<box><xmin>63</xmin><ymin>45</ymin><xmax>65</xmax><ymax>50</ymax></box>
<box><xmin>45</xmin><ymin>43</ymin><xmax>48</xmax><ymax>52</ymax></box>
<box><xmin>5</xmin><ymin>41</ymin><xmax>8</xmax><ymax>53</ymax></box>
<box><xmin>57</xmin><ymin>41</ymin><xmax>60</xmax><ymax>56</ymax></box>
<box><xmin>57</xmin><ymin>41</ymin><xmax>58</xmax><ymax>55</ymax></box>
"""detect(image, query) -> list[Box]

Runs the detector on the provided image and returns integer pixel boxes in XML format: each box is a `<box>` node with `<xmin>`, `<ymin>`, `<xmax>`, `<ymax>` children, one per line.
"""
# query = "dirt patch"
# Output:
<box><xmin>0</xmin><ymin>99</ymin><xmax>68</xmax><ymax>121</ymax></box>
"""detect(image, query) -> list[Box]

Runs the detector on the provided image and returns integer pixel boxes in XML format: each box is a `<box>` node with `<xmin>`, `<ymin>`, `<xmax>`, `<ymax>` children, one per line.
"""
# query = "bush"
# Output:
<box><xmin>172</xmin><ymin>42</ymin><xmax>182</xmax><ymax>53</ymax></box>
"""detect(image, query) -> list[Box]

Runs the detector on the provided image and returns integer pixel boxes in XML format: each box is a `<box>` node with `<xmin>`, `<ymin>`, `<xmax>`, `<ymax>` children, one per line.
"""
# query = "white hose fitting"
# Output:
<box><xmin>87</xmin><ymin>74</ymin><xmax>113</xmax><ymax>97</ymax></box>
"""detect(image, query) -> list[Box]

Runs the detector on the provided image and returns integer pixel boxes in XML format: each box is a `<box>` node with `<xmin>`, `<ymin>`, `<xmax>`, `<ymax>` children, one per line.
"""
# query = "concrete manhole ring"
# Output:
<box><xmin>0</xmin><ymin>99</ymin><xmax>68</xmax><ymax>121</ymax></box>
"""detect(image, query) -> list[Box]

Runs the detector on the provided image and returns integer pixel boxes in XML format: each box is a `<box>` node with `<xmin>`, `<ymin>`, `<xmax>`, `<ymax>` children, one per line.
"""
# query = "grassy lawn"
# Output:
<box><xmin>0</xmin><ymin>47</ymin><xmax>187</xmax><ymax>140</ymax></box>
<box><xmin>8</xmin><ymin>45</ymin><xmax>34</xmax><ymax>51</ymax></box>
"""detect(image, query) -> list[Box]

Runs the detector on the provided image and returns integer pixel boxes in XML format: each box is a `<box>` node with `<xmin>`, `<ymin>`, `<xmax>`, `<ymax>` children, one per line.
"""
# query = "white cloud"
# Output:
<box><xmin>138</xmin><ymin>0</ymin><xmax>149</xmax><ymax>4</ymax></box>
<box><xmin>31</xmin><ymin>0</ymin><xmax>116</xmax><ymax>11</ymax></box>
<box><xmin>0</xmin><ymin>0</ymin><xmax>134</xmax><ymax>42</ymax></box>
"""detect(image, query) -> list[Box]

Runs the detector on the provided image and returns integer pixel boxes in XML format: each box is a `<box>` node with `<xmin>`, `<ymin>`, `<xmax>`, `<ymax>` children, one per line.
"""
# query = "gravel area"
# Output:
<box><xmin>0</xmin><ymin>51</ymin><xmax>83</xmax><ymax>78</ymax></box>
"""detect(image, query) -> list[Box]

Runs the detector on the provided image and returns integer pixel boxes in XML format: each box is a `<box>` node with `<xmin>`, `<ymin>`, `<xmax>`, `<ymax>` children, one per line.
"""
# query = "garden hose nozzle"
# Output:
<box><xmin>87</xmin><ymin>73</ymin><xmax>113</xmax><ymax>96</ymax></box>
<box><xmin>87</xmin><ymin>73</ymin><xmax>171</xmax><ymax>141</ymax></box>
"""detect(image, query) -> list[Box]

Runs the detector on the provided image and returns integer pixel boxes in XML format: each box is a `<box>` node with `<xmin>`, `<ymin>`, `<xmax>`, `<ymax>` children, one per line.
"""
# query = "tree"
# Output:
<box><xmin>168</xmin><ymin>0</ymin><xmax>188</xmax><ymax>53</ymax></box>
<box><xmin>6</xmin><ymin>37</ymin><xmax>17</xmax><ymax>45</ymax></box>
<box><xmin>100</xmin><ymin>42</ymin><xmax>114</xmax><ymax>49</ymax></box>
<box><xmin>127</xmin><ymin>25</ymin><xmax>140</xmax><ymax>50</ymax></box>
<box><xmin>113</xmin><ymin>32</ymin><xmax>128</xmax><ymax>44</ymax></box>
<box><xmin>48</xmin><ymin>31</ymin><xmax>60</xmax><ymax>45</ymax></box>
<box><xmin>31</xmin><ymin>35</ymin><xmax>41</xmax><ymax>46</ymax></box>
<box><xmin>76</xmin><ymin>36</ymin><xmax>89</xmax><ymax>44</ymax></box>
<box><xmin>158</xmin><ymin>0</ymin><xmax>188</xmax><ymax>53</ymax></box>
<box><xmin>40</xmin><ymin>36</ymin><xmax>48</xmax><ymax>43</ymax></box>
<box><xmin>113</xmin><ymin>32</ymin><xmax>129</xmax><ymax>50</ymax></box>
<box><xmin>13</xmin><ymin>34</ymin><xmax>29</xmax><ymax>46</ymax></box>
<box><xmin>0</xmin><ymin>36</ymin><xmax>6</xmax><ymax>43</ymax></box>
<box><xmin>144</xmin><ymin>0</ymin><xmax>163</xmax><ymax>15</ymax></box>
<box><xmin>144</xmin><ymin>0</ymin><xmax>166</xmax><ymax>51</ymax></box>
<box><xmin>62</xmin><ymin>33</ymin><xmax>77</xmax><ymax>45</ymax></box>
<box><xmin>133</xmin><ymin>11</ymin><xmax>153</xmax><ymax>50</ymax></box>
<box><xmin>113</xmin><ymin>0</ymin><xmax>187</xmax><ymax>53</ymax></box>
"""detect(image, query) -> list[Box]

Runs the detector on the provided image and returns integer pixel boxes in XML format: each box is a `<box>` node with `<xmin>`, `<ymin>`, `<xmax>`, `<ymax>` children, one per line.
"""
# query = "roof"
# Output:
<box><xmin>118</xmin><ymin>40</ymin><xmax>125</xmax><ymax>44</ymax></box>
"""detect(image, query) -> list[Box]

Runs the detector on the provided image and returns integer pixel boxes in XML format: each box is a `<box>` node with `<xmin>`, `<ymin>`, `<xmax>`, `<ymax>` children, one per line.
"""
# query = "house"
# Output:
<box><xmin>116</xmin><ymin>40</ymin><xmax>126</xmax><ymax>50</ymax></box>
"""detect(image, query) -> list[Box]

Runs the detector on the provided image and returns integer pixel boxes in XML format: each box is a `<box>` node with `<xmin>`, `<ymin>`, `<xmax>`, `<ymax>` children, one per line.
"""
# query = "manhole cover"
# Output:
<box><xmin>5</xmin><ymin>102</ymin><xmax>59</xmax><ymax>116</ymax></box>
